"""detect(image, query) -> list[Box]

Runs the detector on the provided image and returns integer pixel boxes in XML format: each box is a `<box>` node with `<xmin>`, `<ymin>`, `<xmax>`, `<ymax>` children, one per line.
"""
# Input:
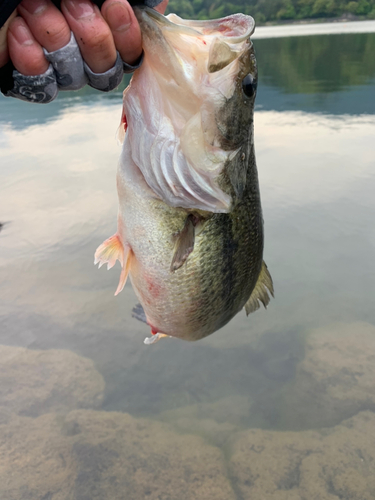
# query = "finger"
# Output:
<box><xmin>8</xmin><ymin>16</ymin><xmax>49</xmax><ymax>75</ymax></box>
<box><xmin>18</xmin><ymin>0</ymin><xmax>71</xmax><ymax>52</ymax></box>
<box><xmin>101</xmin><ymin>0</ymin><xmax>141</xmax><ymax>65</ymax></box>
<box><xmin>0</xmin><ymin>10</ymin><xmax>17</xmax><ymax>67</ymax></box>
<box><xmin>61</xmin><ymin>0</ymin><xmax>117</xmax><ymax>73</ymax></box>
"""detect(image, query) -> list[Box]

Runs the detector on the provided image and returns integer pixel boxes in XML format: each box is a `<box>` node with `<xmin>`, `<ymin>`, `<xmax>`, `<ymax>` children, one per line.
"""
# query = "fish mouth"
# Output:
<box><xmin>138</xmin><ymin>7</ymin><xmax>255</xmax><ymax>43</ymax></box>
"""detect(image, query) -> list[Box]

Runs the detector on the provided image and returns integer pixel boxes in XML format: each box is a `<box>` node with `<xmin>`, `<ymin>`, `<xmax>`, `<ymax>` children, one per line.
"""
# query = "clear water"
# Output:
<box><xmin>0</xmin><ymin>29</ymin><xmax>375</xmax><ymax>499</ymax></box>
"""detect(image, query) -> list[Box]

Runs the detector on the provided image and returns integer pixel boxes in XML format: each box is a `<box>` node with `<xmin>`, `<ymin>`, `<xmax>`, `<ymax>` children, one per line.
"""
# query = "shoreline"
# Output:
<box><xmin>261</xmin><ymin>13</ymin><xmax>369</xmax><ymax>26</ymax></box>
<box><xmin>252</xmin><ymin>18</ymin><xmax>375</xmax><ymax>38</ymax></box>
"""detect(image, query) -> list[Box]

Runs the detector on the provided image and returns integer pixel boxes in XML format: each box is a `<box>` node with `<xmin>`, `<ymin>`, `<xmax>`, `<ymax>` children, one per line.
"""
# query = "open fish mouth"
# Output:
<box><xmin>135</xmin><ymin>7</ymin><xmax>255</xmax><ymax>76</ymax></box>
<box><xmin>144</xmin><ymin>7</ymin><xmax>255</xmax><ymax>43</ymax></box>
<box><xmin>125</xmin><ymin>8</ymin><xmax>256</xmax><ymax>213</ymax></box>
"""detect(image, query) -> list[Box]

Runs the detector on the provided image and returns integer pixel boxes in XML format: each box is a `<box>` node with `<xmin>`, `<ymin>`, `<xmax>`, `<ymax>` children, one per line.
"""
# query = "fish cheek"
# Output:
<box><xmin>216</xmin><ymin>92</ymin><xmax>254</xmax><ymax>149</ymax></box>
<box><xmin>222</xmin><ymin>48</ymin><xmax>257</xmax><ymax>147</ymax></box>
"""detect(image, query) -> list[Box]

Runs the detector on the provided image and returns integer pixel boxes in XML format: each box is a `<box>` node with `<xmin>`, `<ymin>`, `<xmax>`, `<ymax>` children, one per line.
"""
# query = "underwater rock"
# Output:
<box><xmin>159</xmin><ymin>395</ymin><xmax>251</xmax><ymax>446</ymax></box>
<box><xmin>163</xmin><ymin>416</ymin><xmax>237</xmax><ymax>448</ymax></box>
<box><xmin>279</xmin><ymin>322</ymin><xmax>375</xmax><ymax>429</ymax></box>
<box><xmin>0</xmin><ymin>409</ymin><xmax>236</xmax><ymax>500</ymax></box>
<box><xmin>229</xmin><ymin>410</ymin><xmax>375</xmax><ymax>500</ymax></box>
<box><xmin>0</xmin><ymin>413</ymin><xmax>75</xmax><ymax>500</ymax></box>
<box><xmin>0</xmin><ymin>345</ymin><xmax>105</xmax><ymax>417</ymax></box>
<box><xmin>67</xmin><ymin>410</ymin><xmax>236</xmax><ymax>500</ymax></box>
<box><xmin>160</xmin><ymin>395</ymin><xmax>252</xmax><ymax>425</ymax></box>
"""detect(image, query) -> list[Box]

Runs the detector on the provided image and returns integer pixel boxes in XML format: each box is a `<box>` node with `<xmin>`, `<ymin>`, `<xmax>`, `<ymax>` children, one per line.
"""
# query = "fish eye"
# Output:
<box><xmin>242</xmin><ymin>74</ymin><xmax>257</xmax><ymax>98</ymax></box>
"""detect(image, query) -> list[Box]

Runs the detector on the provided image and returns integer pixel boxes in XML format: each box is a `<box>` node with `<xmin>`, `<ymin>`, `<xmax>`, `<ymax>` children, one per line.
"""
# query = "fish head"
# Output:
<box><xmin>133</xmin><ymin>8</ymin><xmax>257</xmax><ymax>146</ymax></box>
<box><xmin>124</xmin><ymin>8</ymin><xmax>257</xmax><ymax>213</ymax></box>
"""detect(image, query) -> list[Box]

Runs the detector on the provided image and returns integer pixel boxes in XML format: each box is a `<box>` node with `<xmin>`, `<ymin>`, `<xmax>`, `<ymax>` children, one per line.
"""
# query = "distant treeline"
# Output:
<box><xmin>166</xmin><ymin>0</ymin><xmax>375</xmax><ymax>24</ymax></box>
<box><xmin>255</xmin><ymin>33</ymin><xmax>375</xmax><ymax>93</ymax></box>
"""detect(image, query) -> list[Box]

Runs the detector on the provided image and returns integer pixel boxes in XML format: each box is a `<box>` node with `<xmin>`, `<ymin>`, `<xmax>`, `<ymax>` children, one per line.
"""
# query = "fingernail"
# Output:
<box><xmin>12</xmin><ymin>20</ymin><xmax>34</xmax><ymax>46</ymax></box>
<box><xmin>66</xmin><ymin>0</ymin><xmax>95</xmax><ymax>19</ymax></box>
<box><xmin>20</xmin><ymin>0</ymin><xmax>47</xmax><ymax>15</ymax></box>
<box><xmin>105</xmin><ymin>2</ymin><xmax>131</xmax><ymax>32</ymax></box>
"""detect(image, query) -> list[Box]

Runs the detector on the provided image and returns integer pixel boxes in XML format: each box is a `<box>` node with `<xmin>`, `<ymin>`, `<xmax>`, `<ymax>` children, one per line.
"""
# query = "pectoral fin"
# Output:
<box><xmin>94</xmin><ymin>234</ymin><xmax>132</xmax><ymax>296</ymax></box>
<box><xmin>245</xmin><ymin>261</ymin><xmax>274</xmax><ymax>315</ymax></box>
<box><xmin>170</xmin><ymin>215</ymin><xmax>196</xmax><ymax>272</ymax></box>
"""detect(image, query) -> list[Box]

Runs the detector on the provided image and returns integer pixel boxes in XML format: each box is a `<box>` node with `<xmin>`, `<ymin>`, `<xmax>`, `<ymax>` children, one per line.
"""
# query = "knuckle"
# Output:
<box><xmin>82</xmin><ymin>26</ymin><xmax>112</xmax><ymax>52</ymax></box>
<box><xmin>23</xmin><ymin>48</ymin><xmax>49</xmax><ymax>75</ymax></box>
<box><xmin>46</xmin><ymin>23</ymin><xmax>71</xmax><ymax>48</ymax></box>
<box><xmin>14</xmin><ymin>48</ymin><xmax>49</xmax><ymax>76</ymax></box>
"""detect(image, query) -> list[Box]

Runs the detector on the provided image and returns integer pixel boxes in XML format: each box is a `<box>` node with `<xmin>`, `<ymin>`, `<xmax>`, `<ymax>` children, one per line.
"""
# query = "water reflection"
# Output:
<box><xmin>1</xmin><ymin>27</ymin><xmax>375</xmax><ymax>500</ymax></box>
<box><xmin>255</xmin><ymin>32</ymin><xmax>375</xmax><ymax>115</ymax></box>
<box><xmin>256</xmin><ymin>33</ymin><xmax>375</xmax><ymax>93</ymax></box>
<box><xmin>1</xmin><ymin>105</ymin><xmax>374</xmax><ymax>416</ymax></box>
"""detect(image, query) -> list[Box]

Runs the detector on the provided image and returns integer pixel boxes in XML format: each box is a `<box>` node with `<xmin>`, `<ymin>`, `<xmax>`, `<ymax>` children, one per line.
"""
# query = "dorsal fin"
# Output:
<box><xmin>245</xmin><ymin>261</ymin><xmax>274</xmax><ymax>315</ymax></box>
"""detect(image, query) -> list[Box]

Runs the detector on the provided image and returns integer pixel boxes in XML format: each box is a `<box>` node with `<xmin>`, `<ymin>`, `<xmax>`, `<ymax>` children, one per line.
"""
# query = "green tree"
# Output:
<box><xmin>168</xmin><ymin>0</ymin><xmax>375</xmax><ymax>25</ymax></box>
<box><xmin>166</xmin><ymin>0</ymin><xmax>375</xmax><ymax>23</ymax></box>
<box><xmin>276</xmin><ymin>0</ymin><xmax>297</xmax><ymax>18</ymax></box>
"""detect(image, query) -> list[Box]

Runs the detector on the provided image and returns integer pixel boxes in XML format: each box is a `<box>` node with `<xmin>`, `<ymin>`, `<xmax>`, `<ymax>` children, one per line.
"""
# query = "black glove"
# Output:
<box><xmin>0</xmin><ymin>0</ymin><xmax>163</xmax><ymax>101</ymax></box>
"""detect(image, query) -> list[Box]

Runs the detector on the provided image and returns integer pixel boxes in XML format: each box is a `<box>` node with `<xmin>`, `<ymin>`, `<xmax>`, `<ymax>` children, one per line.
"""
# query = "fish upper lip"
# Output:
<box><xmin>136</xmin><ymin>6</ymin><xmax>201</xmax><ymax>35</ymax></box>
<box><xmin>138</xmin><ymin>7</ymin><xmax>255</xmax><ymax>42</ymax></box>
<box><xmin>180</xmin><ymin>14</ymin><xmax>256</xmax><ymax>43</ymax></box>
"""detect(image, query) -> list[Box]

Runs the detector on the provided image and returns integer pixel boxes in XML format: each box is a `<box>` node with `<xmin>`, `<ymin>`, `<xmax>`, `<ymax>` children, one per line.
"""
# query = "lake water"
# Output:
<box><xmin>0</xmin><ymin>24</ymin><xmax>375</xmax><ymax>500</ymax></box>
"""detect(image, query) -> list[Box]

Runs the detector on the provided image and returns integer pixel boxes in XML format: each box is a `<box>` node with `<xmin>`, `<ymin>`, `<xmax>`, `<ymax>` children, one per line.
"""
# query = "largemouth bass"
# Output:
<box><xmin>95</xmin><ymin>8</ymin><xmax>273</xmax><ymax>343</ymax></box>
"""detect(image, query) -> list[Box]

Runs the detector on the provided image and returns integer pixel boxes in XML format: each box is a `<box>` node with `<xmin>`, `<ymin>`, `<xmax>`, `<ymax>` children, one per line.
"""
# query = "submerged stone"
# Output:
<box><xmin>229</xmin><ymin>410</ymin><xmax>375</xmax><ymax>500</ymax></box>
<box><xmin>0</xmin><ymin>345</ymin><xmax>105</xmax><ymax>417</ymax></box>
<box><xmin>279</xmin><ymin>321</ymin><xmax>375</xmax><ymax>429</ymax></box>
<box><xmin>0</xmin><ymin>409</ymin><xmax>236</xmax><ymax>500</ymax></box>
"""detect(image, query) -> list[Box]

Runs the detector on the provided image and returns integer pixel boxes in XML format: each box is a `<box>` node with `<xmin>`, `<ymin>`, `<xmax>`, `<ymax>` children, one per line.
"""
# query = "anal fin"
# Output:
<box><xmin>94</xmin><ymin>234</ymin><xmax>132</xmax><ymax>296</ymax></box>
<box><xmin>144</xmin><ymin>333</ymin><xmax>170</xmax><ymax>345</ymax></box>
<box><xmin>170</xmin><ymin>214</ymin><xmax>196</xmax><ymax>272</ymax></box>
<box><xmin>131</xmin><ymin>304</ymin><xmax>171</xmax><ymax>345</ymax></box>
<box><xmin>245</xmin><ymin>261</ymin><xmax>274</xmax><ymax>315</ymax></box>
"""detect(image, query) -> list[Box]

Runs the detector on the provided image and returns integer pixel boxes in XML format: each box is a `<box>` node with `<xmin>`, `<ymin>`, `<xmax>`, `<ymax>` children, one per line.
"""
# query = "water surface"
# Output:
<box><xmin>0</xmin><ymin>26</ymin><xmax>375</xmax><ymax>500</ymax></box>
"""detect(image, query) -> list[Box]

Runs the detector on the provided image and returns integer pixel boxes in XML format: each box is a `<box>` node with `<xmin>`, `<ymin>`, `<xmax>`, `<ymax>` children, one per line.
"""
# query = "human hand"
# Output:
<box><xmin>0</xmin><ymin>0</ymin><xmax>168</xmax><ymax>102</ymax></box>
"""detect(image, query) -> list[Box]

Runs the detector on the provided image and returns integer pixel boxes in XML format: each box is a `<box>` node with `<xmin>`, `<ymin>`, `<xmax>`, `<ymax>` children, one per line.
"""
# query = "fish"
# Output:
<box><xmin>95</xmin><ymin>7</ymin><xmax>273</xmax><ymax>344</ymax></box>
